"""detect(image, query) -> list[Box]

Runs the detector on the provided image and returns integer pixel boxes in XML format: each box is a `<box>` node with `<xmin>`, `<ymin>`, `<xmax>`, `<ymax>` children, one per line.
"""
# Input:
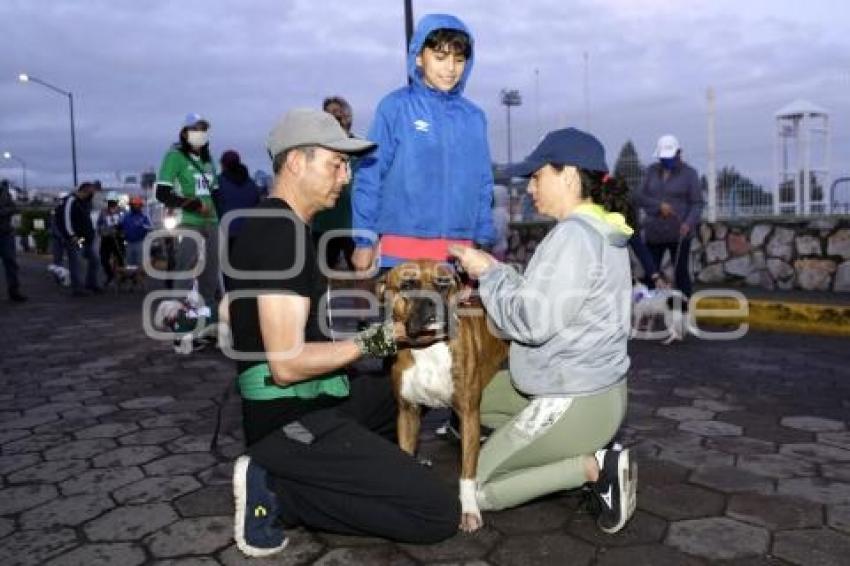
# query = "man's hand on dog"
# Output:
<box><xmin>448</xmin><ymin>245</ymin><xmax>496</xmax><ymax>279</ymax></box>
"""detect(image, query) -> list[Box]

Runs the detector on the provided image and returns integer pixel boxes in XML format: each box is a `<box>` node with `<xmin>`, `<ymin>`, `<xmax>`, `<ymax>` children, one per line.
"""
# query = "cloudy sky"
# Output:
<box><xmin>2</xmin><ymin>0</ymin><xmax>848</xmax><ymax>193</ymax></box>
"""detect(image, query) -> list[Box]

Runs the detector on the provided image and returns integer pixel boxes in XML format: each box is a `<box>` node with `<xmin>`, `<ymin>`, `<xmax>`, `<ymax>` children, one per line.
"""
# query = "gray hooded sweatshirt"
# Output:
<box><xmin>479</xmin><ymin>207</ymin><xmax>632</xmax><ymax>397</ymax></box>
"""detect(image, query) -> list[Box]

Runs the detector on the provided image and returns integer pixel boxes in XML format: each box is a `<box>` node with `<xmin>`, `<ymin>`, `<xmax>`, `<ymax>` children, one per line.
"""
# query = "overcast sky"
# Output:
<box><xmin>2</xmin><ymin>0</ymin><xmax>849</xmax><ymax>193</ymax></box>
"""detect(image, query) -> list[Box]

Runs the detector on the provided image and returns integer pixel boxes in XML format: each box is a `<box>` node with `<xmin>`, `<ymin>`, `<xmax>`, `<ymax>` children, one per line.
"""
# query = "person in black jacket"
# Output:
<box><xmin>54</xmin><ymin>181</ymin><xmax>103</xmax><ymax>296</ymax></box>
<box><xmin>0</xmin><ymin>179</ymin><xmax>26</xmax><ymax>302</ymax></box>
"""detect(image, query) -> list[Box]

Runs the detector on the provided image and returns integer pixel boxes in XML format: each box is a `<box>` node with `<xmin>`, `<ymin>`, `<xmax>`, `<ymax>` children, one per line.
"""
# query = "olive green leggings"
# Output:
<box><xmin>476</xmin><ymin>370</ymin><xmax>627</xmax><ymax>511</ymax></box>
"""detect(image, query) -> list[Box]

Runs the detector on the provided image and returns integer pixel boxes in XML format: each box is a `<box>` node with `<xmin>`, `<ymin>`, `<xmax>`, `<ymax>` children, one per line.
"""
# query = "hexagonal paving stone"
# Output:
<box><xmin>666</xmin><ymin>517</ymin><xmax>768</xmax><ymax>560</ymax></box>
<box><xmin>657</xmin><ymin>407</ymin><xmax>715</xmax><ymax>422</ymax></box>
<box><xmin>92</xmin><ymin>445</ymin><xmax>166</xmax><ymax>468</ymax></box>
<box><xmin>153</xmin><ymin>558</ymin><xmax>221</xmax><ymax>566</ymax></box>
<box><xmin>113</xmin><ymin>475</ymin><xmax>202</xmax><ymax>504</ymax></box>
<box><xmin>0</xmin><ymin>411</ymin><xmax>60</xmax><ymax>430</ymax></box>
<box><xmin>8</xmin><ymin>459</ymin><xmax>90</xmax><ymax>484</ymax></box>
<box><xmin>119</xmin><ymin>396</ymin><xmax>176</xmax><ymax>410</ymax></box>
<box><xmin>61</xmin><ymin>404</ymin><xmax>118</xmax><ymax>420</ymax></box>
<box><xmin>85</xmin><ymin>503</ymin><xmax>179</xmax><ymax>541</ymax></box>
<box><xmin>773</xmin><ymin>528</ymin><xmax>850</xmax><ymax>566</ymax></box>
<box><xmin>778</xmin><ymin>477</ymin><xmax>850</xmax><ymax>505</ymax></box>
<box><xmin>20</xmin><ymin>494</ymin><xmax>115</xmax><ymax>529</ymax></box>
<box><xmin>118</xmin><ymin>427</ymin><xmax>184</xmax><ymax>446</ymax></box>
<box><xmin>673</xmin><ymin>386</ymin><xmax>724</xmax><ymax>400</ymax></box>
<box><xmin>311</xmin><ymin>546</ymin><xmax>415</xmax><ymax>566</ymax></box>
<box><xmin>822</xmin><ymin>463</ymin><xmax>850</xmax><ymax>482</ymax></box>
<box><xmin>819</xmin><ymin>431</ymin><xmax>850</xmax><ymax>451</ymax></box>
<box><xmin>138</xmin><ymin>412</ymin><xmax>202</xmax><ymax>429</ymax></box>
<box><xmin>44</xmin><ymin>438</ymin><xmax>117</xmax><ymax>460</ymax></box>
<box><xmin>166</xmin><ymin>434</ymin><xmax>235</xmax><ymax>454</ymax></box>
<box><xmin>656</xmin><ymin>448</ymin><xmax>734</xmax><ymax>469</ymax></box>
<box><xmin>0</xmin><ymin>528</ymin><xmax>79</xmax><ymax>566</ymax></box>
<box><xmin>484</xmin><ymin>499</ymin><xmax>568</xmax><ymax>534</ymax></box>
<box><xmin>219</xmin><ymin>528</ymin><xmax>322</xmax><ymax>565</ymax></box>
<box><xmin>44</xmin><ymin>543</ymin><xmax>147</xmax><ymax>566</ymax></box>
<box><xmin>567</xmin><ymin>510</ymin><xmax>666</xmax><ymax>547</ymax></box>
<box><xmin>779</xmin><ymin>442</ymin><xmax>850</xmax><ymax>463</ymax></box>
<box><xmin>0</xmin><ymin>429</ymin><xmax>30</xmax><ymax>445</ymax></box>
<box><xmin>145</xmin><ymin>516</ymin><xmax>232</xmax><ymax>558</ymax></box>
<box><xmin>737</xmin><ymin>453</ymin><xmax>817</xmax><ymax>479</ymax></box>
<box><xmin>781</xmin><ymin>416</ymin><xmax>846</xmax><ymax>432</ymax></box>
<box><xmin>705</xmin><ymin>436</ymin><xmax>776</xmax><ymax>456</ymax></box>
<box><xmin>0</xmin><ymin>518</ymin><xmax>14</xmax><ymax>539</ymax></box>
<box><xmin>59</xmin><ymin>466</ymin><xmax>145</xmax><ymax>496</ymax></box>
<box><xmin>692</xmin><ymin>399</ymin><xmax>742</xmax><ymax>413</ymax></box>
<box><xmin>398</xmin><ymin>526</ymin><xmax>500</xmax><ymax>562</ymax></box>
<box><xmin>828</xmin><ymin>505</ymin><xmax>850</xmax><ymax>534</ymax></box>
<box><xmin>679</xmin><ymin>420</ymin><xmax>742</xmax><ymax>437</ymax></box>
<box><xmin>74</xmin><ymin>422</ymin><xmax>140</xmax><ymax>440</ymax></box>
<box><xmin>689</xmin><ymin>465</ymin><xmax>774</xmax><ymax>495</ymax></box>
<box><xmin>50</xmin><ymin>390</ymin><xmax>103</xmax><ymax>403</ymax></box>
<box><xmin>642</xmin><ymin>431</ymin><xmax>703</xmax><ymax>452</ymax></box>
<box><xmin>174</xmin><ymin>485</ymin><xmax>233</xmax><ymax>517</ymax></box>
<box><xmin>143</xmin><ymin>453</ymin><xmax>217</xmax><ymax>476</ymax></box>
<box><xmin>488</xmin><ymin>533</ymin><xmax>594</xmax><ymax>566</ymax></box>
<box><xmin>3</xmin><ymin>433</ymin><xmax>72</xmax><ymax>455</ymax></box>
<box><xmin>594</xmin><ymin>543</ymin><xmax>705</xmax><ymax>566</ymax></box>
<box><xmin>638</xmin><ymin>483</ymin><xmax>725</xmax><ymax>521</ymax></box>
<box><xmin>727</xmin><ymin>493</ymin><xmax>822</xmax><ymax>530</ymax></box>
<box><xmin>0</xmin><ymin>484</ymin><xmax>58</xmax><ymax>515</ymax></box>
<box><xmin>0</xmin><ymin>452</ymin><xmax>41</xmax><ymax>475</ymax></box>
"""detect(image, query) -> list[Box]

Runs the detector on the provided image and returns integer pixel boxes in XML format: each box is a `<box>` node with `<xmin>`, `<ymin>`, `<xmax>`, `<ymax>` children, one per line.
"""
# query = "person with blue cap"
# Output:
<box><xmin>450</xmin><ymin>127</ymin><xmax>638</xmax><ymax>534</ymax></box>
<box><xmin>155</xmin><ymin>112</ymin><xmax>220</xmax><ymax>350</ymax></box>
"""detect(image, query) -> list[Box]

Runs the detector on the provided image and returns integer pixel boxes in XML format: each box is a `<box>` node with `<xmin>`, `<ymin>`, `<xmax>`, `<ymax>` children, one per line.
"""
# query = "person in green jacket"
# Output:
<box><xmin>155</xmin><ymin>112</ymin><xmax>220</xmax><ymax>323</ymax></box>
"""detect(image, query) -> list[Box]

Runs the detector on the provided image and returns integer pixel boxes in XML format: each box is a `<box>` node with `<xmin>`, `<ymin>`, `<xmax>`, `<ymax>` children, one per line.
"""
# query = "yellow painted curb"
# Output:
<box><xmin>693</xmin><ymin>297</ymin><xmax>850</xmax><ymax>338</ymax></box>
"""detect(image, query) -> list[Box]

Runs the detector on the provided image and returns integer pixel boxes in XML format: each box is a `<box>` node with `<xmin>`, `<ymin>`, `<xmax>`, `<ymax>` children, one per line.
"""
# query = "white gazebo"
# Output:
<box><xmin>774</xmin><ymin>99</ymin><xmax>830</xmax><ymax>215</ymax></box>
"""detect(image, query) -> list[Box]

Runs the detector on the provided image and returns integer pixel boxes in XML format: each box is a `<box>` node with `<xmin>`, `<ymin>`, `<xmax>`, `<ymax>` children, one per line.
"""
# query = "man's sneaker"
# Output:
<box><xmin>233</xmin><ymin>455</ymin><xmax>288</xmax><ymax>557</ymax></box>
<box><xmin>592</xmin><ymin>448</ymin><xmax>637</xmax><ymax>534</ymax></box>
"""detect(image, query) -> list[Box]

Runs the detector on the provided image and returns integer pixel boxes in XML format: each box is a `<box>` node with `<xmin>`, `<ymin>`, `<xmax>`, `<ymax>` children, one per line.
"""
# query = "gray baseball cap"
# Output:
<box><xmin>267</xmin><ymin>108</ymin><xmax>376</xmax><ymax>159</ymax></box>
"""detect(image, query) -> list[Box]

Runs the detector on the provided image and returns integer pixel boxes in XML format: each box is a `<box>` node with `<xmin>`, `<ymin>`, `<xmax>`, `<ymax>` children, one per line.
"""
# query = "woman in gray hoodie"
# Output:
<box><xmin>450</xmin><ymin>127</ymin><xmax>636</xmax><ymax>534</ymax></box>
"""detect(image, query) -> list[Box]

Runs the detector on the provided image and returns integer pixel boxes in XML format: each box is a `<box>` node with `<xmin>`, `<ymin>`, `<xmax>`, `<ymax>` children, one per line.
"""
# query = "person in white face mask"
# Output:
<box><xmin>155</xmin><ymin>112</ymin><xmax>222</xmax><ymax>351</ymax></box>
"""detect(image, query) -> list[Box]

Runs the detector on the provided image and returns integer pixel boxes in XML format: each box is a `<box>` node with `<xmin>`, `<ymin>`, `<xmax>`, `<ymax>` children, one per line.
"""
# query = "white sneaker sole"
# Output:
<box><xmin>600</xmin><ymin>449</ymin><xmax>637</xmax><ymax>534</ymax></box>
<box><xmin>233</xmin><ymin>456</ymin><xmax>288</xmax><ymax>558</ymax></box>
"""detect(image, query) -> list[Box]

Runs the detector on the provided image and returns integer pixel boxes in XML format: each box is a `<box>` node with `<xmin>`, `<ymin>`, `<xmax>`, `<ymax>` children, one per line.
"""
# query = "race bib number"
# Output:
<box><xmin>193</xmin><ymin>173</ymin><xmax>213</xmax><ymax>196</ymax></box>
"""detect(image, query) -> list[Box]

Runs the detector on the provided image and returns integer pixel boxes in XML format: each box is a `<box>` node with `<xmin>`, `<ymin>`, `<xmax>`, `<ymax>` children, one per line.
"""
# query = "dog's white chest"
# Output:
<box><xmin>400</xmin><ymin>342</ymin><xmax>454</xmax><ymax>408</ymax></box>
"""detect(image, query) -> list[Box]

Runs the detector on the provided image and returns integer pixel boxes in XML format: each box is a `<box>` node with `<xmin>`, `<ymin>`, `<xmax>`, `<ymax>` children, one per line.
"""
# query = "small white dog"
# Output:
<box><xmin>153</xmin><ymin>293</ymin><xmax>231</xmax><ymax>355</ymax></box>
<box><xmin>47</xmin><ymin>264</ymin><xmax>71</xmax><ymax>287</ymax></box>
<box><xmin>631</xmin><ymin>282</ymin><xmax>689</xmax><ymax>345</ymax></box>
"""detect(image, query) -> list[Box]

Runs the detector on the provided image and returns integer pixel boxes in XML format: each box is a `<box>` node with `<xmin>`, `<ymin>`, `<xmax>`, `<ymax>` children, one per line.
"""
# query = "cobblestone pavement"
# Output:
<box><xmin>2</xmin><ymin>256</ymin><xmax>850</xmax><ymax>565</ymax></box>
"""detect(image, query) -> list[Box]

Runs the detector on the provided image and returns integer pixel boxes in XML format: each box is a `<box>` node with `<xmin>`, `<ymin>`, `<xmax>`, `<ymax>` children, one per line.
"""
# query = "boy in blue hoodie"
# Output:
<box><xmin>351</xmin><ymin>13</ymin><xmax>496</xmax><ymax>272</ymax></box>
<box><xmin>121</xmin><ymin>196</ymin><xmax>152</xmax><ymax>267</ymax></box>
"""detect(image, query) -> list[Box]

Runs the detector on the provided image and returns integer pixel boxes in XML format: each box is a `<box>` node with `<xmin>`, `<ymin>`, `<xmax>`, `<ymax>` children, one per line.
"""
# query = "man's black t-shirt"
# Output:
<box><xmin>229</xmin><ymin>197</ymin><xmax>341</xmax><ymax>445</ymax></box>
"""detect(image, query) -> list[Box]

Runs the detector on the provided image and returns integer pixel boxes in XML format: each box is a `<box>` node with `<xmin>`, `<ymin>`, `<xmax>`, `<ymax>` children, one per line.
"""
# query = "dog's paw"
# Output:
<box><xmin>459</xmin><ymin>512</ymin><xmax>483</xmax><ymax>533</ymax></box>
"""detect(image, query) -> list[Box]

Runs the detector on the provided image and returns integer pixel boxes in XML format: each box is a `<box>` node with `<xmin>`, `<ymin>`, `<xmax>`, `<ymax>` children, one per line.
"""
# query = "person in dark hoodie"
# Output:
<box><xmin>54</xmin><ymin>181</ymin><xmax>103</xmax><ymax>296</ymax></box>
<box><xmin>121</xmin><ymin>196</ymin><xmax>152</xmax><ymax>267</ymax></box>
<box><xmin>213</xmin><ymin>149</ymin><xmax>260</xmax><ymax>291</ymax></box>
<box><xmin>450</xmin><ymin>128</ymin><xmax>637</xmax><ymax>535</ymax></box>
<box><xmin>0</xmin><ymin>179</ymin><xmax>26</xmax><ymax>302</ymax></box>
<box><xmin>636</xmin><ymin>134</ymin><xmax>704</xmax><ymax>297</ymax></box>
<box><xmin>351</xmin><ymin>13</ymin><xmax>496</xmax><ymax>272</ymax></box>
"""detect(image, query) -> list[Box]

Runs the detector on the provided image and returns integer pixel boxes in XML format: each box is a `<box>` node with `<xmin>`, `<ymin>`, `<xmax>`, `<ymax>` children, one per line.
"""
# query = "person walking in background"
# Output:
<box><xmin>311</xmin><ymin>96</ymin><xmax>358</xmax><ymax>271</ymax></box>
<box><xmin>351</xmin><ymin>13</ymin><xmax>496</xmax><ymax>272</ymax></box>
<box><xmin>53</xmin><ymin>181</ymin><xmax>103</xmax><ymax>296</ymax></box>
<box><xmin>636</xmin><ymin>135</ymin><xmax>704</xmax><ymax>297</ymax></box>
<box><xmin>0</xmin><ymin>179</ymin><xmax>26</xmax><ymax>302</ymax></box>
<box><xmin>97</xmin><ymin>192</ymin><xmax>125</xmax><ymax>286</ymax></box>
<box><xmin>121</xmin><ymin>196</ymin><xmax>152</xmax><ymax>267</ymax></box>
<box><xmin>155</xmin><ymin>113</ymin><xmax>220</xmax><ymax>317</ymax></box>
<box><xmin>213</xmin><ymin>149</ymin><xmax>260</xmax><ymax>291</ymax></box>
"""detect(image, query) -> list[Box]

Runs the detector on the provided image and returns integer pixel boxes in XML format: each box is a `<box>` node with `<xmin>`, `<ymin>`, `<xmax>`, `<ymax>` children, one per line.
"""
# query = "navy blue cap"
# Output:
<box><xmin>507</xmin><ymin>127</ymin><xmax>608</xmax><ymax>177</ymax></box>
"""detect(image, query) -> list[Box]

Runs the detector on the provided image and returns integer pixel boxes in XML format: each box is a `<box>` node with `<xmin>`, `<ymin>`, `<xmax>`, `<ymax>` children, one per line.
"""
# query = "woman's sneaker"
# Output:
<box><xmin>592</xmin><ymin>448</ymin><xmax>637</xmax><ymax>534</ymax></box>
<box><xmin>233</xmin><ymin>455</ymin><xmax>288</xmax><ymax>557</ymax></box>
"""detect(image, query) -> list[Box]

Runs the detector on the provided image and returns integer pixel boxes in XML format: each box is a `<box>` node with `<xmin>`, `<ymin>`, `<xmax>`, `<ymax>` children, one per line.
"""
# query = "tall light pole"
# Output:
<box><xmin>500</xmin><ymin>89</ymin><xmax>522</xmax><ymax>165</ymax></box>
<box><xmin>2</xmin><ymin>152</ymin><xmax>27</xmax><ymax>192</ymax></box>
<box><xmin>404</xmin><ymin>0</ymin><xmax>414</xmax><ymax>85</ymax></box>
<box><xmin>18</xmin><ymin>73</ymin><xmax>77</xmax><ymax>187</ymax></box>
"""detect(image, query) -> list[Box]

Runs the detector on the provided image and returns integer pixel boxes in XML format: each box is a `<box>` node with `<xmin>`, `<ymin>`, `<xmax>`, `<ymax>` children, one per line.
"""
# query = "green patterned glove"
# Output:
<box><xmin>354</xmin><ymin>321</ymin><xmax>397</xmax><ymax>358</ymax></box>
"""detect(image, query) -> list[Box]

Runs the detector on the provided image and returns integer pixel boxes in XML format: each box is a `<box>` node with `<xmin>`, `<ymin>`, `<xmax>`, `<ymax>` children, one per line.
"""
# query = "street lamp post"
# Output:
<box><xmin>500</xmin><ymin>89</ymin><xmax>522</xmax><ymax>165</ymax></box>
<box><xmin>18</xmin><ymin>73</ymin><xmax>77</xmax><ymax>187</ymax></box>
<box><xmin>2</xmin><ymin>152</ymin><xmax>27</xmax><ymax>191</ymax></box>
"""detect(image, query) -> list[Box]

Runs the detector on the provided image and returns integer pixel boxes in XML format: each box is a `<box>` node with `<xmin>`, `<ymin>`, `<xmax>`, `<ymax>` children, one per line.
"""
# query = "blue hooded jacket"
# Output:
<box><xmin>352</xmin><ymin>14</ymin><xmax>496</xmax><ymax>255</ymax></box>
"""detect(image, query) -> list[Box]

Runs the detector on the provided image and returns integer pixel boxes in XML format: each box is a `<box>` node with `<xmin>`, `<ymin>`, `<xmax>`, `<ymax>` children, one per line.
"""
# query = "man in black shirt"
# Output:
<box><xmin>228</xmin><ymin>109</ymin><xmax>459</xmax><ymax>558</ymax></box>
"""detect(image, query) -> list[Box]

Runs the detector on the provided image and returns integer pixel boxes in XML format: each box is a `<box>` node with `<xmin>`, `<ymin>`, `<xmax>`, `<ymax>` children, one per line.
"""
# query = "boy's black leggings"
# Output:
<box><xmin>247</xmin><ymin>375</ymin><xmax>460</xmax><ymax>544</ymax></box>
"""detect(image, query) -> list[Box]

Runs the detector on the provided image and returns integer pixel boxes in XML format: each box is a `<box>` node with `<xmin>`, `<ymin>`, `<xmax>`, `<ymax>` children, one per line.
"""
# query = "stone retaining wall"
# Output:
<box><xmin>506</xmin><ymin>217</ymin><xmax>850</xmax><ymax>293</ymax></box>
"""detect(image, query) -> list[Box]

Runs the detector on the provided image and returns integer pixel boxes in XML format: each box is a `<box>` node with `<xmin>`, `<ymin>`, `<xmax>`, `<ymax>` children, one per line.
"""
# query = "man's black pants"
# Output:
<box><xmin>248</xmin><ymin>375</ymin><xmax>460</xmax><ymax>543</ymax></box>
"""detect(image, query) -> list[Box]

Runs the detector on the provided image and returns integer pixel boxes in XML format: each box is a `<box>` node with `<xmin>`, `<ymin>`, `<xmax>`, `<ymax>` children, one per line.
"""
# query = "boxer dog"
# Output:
<box><xmin>153</xmin><ymin>294</ymin><xmax>228</xmax><ymax>354</ymax></box>
<box><xmin>381</xmin><ymin>259</ymin><xmax>508</xmax><ymax>532</ymax></box>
